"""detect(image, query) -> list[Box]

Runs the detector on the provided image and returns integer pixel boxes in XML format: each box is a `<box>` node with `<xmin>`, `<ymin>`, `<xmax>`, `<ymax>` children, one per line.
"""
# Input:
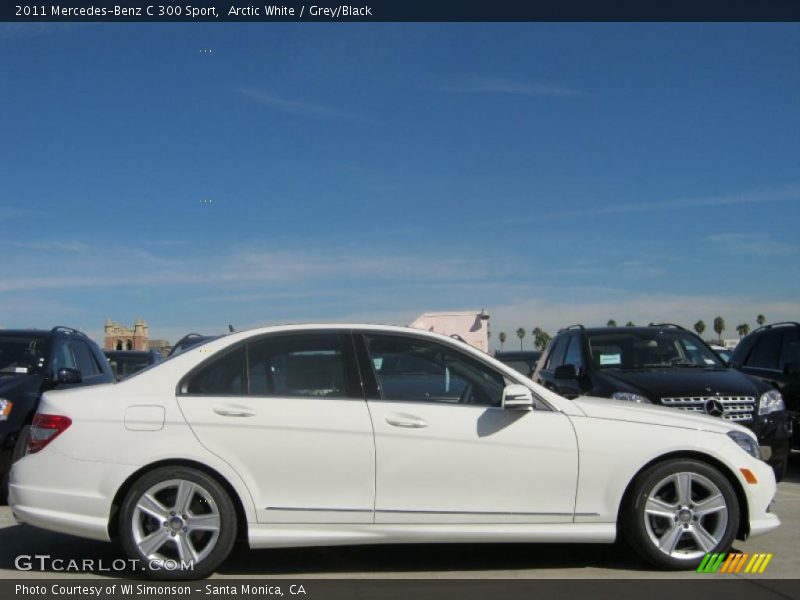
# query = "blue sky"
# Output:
<box><xmin>1</xmin><ymin>23</ymin><xmax>798</xmax><ymax>347</ymax></box>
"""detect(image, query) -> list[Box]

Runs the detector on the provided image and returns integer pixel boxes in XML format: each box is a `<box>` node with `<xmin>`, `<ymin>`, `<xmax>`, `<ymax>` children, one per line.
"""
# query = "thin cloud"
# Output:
<box><xmin>0</xmin><ymin>207</ymin><xmax>38</xmax><ymax>222</ymax></box>
<box><xmin>238</xmin><ymin>88</ymin><xmax>366</xmax><ymax>121</ymax></box>
<box><xmin>442</xmin><ymin>78</ymin><xmax>587</xmax><ymax>98</ymax></box>
<box><xmin>706</xmin><ymin>233</ymin><xmax>797</xmax><ymax>257</ymax></box>
<box><xmin>478</xmin><ymin>182</ymin><xmax>800</xmax><ymax>228</ymax></box>
<box><xmin>4</xmin><ymin>240</ymin><xmax>90</xmax><ymax>253</ymax></box>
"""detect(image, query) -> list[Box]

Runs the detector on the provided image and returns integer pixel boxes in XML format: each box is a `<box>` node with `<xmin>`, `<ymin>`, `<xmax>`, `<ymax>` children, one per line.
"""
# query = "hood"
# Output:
<box><xmin>573</xmin><ymin>395</ymin><xmax>752</xmax><ymax>436</ymax></box>
<box><xmin>599</xmin><ymin>368</ymin><xmax>765</xmax><ymax>400</ymax></box>
<box><xmin>0</xmin><ymin>373</ymin><xmax>38</xmax><ymax>396</ymax></box>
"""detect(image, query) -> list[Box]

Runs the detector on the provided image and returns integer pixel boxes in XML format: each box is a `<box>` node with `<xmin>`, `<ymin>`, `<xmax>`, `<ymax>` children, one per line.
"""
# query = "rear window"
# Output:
<box><xmin>0</xmin><ymin>335</ymin><xmax>50</xmax><ymax>375</ymax></box>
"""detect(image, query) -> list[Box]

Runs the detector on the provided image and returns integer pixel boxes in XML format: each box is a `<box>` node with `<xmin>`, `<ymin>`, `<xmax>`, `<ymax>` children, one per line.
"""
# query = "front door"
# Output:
<box><xmin>359</xmin><ymin>333</ymin><xmax>579</xmax><ymax>524</ymax></box>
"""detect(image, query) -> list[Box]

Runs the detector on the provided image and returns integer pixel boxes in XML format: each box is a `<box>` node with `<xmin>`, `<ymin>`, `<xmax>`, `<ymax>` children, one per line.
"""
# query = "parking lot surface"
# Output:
<box><xmin>1</xmin><ymin>453</ymin><xmax>798</xmax><ymax>580</ymax></box>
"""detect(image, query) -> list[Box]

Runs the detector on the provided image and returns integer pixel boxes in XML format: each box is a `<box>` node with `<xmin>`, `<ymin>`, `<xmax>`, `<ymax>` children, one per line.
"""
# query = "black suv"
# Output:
<box><xmin>494</xmin><ymin>350</ymin><xmax>543</xmax><ymax>378</ymax></box>
<box><xmin>533</xmin><ymin>324</ymin><xmax>792</xmax><ymax>480</ymax></box>
<box><xmin>730</xmin><ymin>322</ymin><xmax>799</xmax><ymax>450</ymax></box>
<box><xmin>104</xmin><ymin>349</ymin><xmax>164</xmax><ymax>381</ymax></box>
<box><xmin>0</xmin><ymin>327</ymin><xmax>114</xmax><ymax>498</ymax></box>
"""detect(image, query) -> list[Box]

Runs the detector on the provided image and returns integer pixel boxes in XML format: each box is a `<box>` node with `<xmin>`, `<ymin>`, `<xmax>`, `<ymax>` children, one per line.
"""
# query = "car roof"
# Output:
<box><xmin>579</xmin><ymin>326</ymin><xmax>695</xmax><ymax>335</ymax></box>
<box><xmin>0</xmin><ymin>329</ymin><xmax>51</xmax><ymax>337</ymax></box>
<box><xmin>104</xmin><ymin>350</ymin><xmax>155</xmax><ymax>356</ymax></box>
<box><xmin>495</xmin><ymin>351</ymin><xmax>542</xmax><ymax>359</ymax></box>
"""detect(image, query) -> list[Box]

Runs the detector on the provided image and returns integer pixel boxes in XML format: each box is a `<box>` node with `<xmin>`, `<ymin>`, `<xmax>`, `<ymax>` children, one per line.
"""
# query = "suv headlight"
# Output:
<box><xmin>611</xmin><ymin>392</ymin><xmax>651</xmax><ymax>404</ymax></box>
<box><xmin>728</xmin><ymin>430</ymin><xmax>760</xmax><ymax>459</ymax></box>
<box><xmin>0</xmin><ymin>398</ymin><xmax>11</xmax><ymax>421</ymax></box>
<box><xmin>758</xmin><ymin>389</ymin><xmax>785</xmax><ymax>415</ymax></box>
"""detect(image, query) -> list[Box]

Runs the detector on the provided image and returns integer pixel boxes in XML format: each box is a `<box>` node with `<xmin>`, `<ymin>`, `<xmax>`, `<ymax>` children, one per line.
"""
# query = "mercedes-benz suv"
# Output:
<box><xmin>533</xmin><ymin>324</ymin><xmax>791</xmax><ymax>480</ymax></box>
<box><xmin>0</xmin><ymin>327</ymin><xmax>114</xmax><ymax>499</ymax></box>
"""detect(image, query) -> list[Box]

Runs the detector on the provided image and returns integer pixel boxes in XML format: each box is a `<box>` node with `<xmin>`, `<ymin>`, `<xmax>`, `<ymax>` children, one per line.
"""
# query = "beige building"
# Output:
<box><xmin>104</xmin><ymin>318</ymin><xmax>150</xmax><ymax>351</ymax></box>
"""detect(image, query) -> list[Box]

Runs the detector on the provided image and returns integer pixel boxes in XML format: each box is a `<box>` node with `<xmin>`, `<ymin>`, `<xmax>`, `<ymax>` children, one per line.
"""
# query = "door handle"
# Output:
<box><xmin>213</xmin><ymin>407</ymin><xmax>256</xmax><ymax>418</ymax></box>
<box><xmin>385</xmin><ymin>413</ymin><xmax>428</xmax><ymax>428</ymax></box>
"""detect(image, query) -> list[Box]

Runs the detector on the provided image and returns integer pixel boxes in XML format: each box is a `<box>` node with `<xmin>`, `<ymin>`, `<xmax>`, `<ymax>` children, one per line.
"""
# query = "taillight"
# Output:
<box><xmin>27</xmin><ymin>414</ymin><xmax>72</xmax><ymax>454</ymax></box>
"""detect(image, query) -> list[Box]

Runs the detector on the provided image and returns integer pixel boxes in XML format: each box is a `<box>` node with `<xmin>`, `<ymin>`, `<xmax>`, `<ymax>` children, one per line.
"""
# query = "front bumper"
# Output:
<box><xmin>748</xmin><ymin>411</ymin><xmax>792</xmax><ymax>470</ymax></box>
<box><xmin>738</xmin><ymin>454</ymin><xmax>780</xmax><ymax>540</ymax></box>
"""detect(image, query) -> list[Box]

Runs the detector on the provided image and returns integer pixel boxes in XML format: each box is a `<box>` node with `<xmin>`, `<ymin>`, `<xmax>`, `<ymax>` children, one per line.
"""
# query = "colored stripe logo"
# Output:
<box><xmin>697</xmin><ymin>553</ymin><xmax>773</xmax><ymax>574</ymax></box>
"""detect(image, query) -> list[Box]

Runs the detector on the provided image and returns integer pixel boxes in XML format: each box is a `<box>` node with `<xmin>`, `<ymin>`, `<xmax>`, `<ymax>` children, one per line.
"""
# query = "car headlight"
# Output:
<box><xmin>728</xmin><ymin>430</ymin><xmax>760</xmax><ymax>459</ymax></box>
<box><xmin>758</xmin><ymin>389</ymin><xmax>785</xmax><ymax>415</ymax></box>
<box><xmin>611</xmin><ymin>392</ymin><xmax>651</xmax><ymax>404</ymax></box>
<box><xmin>0</xmin><ymin>398</ymin><xmax>11</xmax><ymax>421</ymax></box>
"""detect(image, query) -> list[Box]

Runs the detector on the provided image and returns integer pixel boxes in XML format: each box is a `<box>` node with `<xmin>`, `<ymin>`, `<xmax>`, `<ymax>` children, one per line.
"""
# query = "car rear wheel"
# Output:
<box><xmin>623</xmin><ymin>459</ymin><xmax>739</xmax><ymax>570</ymax></box>
<box><xmin>119</xmin><ymin>467</ymin><xmax>237</xmax><ymax>579</ymax></box>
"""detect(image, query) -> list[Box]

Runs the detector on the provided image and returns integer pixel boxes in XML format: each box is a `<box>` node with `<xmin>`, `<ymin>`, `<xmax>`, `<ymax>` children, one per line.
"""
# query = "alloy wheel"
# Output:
<box><xmin>131</xmin><ymin>478</ymin><xmax>221</xmax><ymax>565</ymax></box>
<box><xmin>643</xmin><ymin>471</ymin><xmax>728</xmax><ymax>560</ymax></box>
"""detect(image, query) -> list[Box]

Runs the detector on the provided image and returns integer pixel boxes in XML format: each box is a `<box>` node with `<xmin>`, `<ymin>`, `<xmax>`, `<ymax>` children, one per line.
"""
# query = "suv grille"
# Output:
<box><xmin>660</xmin><ymin>396</ymin><xmax>756</xmax><ymax>422</ymax></box>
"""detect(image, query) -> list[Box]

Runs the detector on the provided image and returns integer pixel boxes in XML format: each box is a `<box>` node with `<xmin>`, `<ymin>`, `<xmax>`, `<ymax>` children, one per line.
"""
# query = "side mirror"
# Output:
<box><xmin>554</xmin><ymin>364</ymin><xmax>578</xmax><ymax>379</ymax></box>
<box><xmin>502</xmin><ymin>384</ymin><xmax>534</xmax><ymax>411</ymax></box>
<box><xmin>55</xmin><ymin>367</ymin><xmax>82</xmax><ymax>385</ymax></box>
<box><xmin>784</xmin><ymin>362</ymin><xmax>800</xmax><ymax>375</ymax></box>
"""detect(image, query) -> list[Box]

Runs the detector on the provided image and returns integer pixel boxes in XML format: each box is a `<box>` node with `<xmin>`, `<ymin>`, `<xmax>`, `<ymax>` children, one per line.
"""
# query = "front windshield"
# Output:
<box><xmin>0</xmin><ymin>335</ymin><xmax>50</xmax><ymax>375</ymax></box>
<box><xmin>587</xmin><ymin>330</ymin><xmax>724</xmax><ymax>370</ymax></box>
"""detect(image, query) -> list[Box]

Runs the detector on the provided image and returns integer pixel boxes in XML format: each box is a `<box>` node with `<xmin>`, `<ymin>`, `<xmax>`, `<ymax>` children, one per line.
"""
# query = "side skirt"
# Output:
<box><xmin>248</xmin><ymin>522</ymin><xmax>616</xmax><ymax>549</ymax></box>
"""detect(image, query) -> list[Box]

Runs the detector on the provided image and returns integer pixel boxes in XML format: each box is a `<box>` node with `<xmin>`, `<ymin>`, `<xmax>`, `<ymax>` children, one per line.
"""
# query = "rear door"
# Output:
<box><xmin>177</xmin><ymin>332</ymin><xmax>376</xmax><ymax>524</ymax></box>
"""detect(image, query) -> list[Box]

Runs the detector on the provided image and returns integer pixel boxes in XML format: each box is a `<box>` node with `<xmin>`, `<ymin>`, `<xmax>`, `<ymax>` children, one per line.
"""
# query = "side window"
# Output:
<box><xmin>185</xmin><ymin>346</ymin><xmax>246</xmax><ymax>395</ymax></box>
<box><xmin>545</xmin><ymin>336</ymin><xmax>569</xmax><ymax>370</ymax></box>
<box><xmin>70</xmin><ymin>340</ymin><xmax>101</xmax><ymax>376</ymax></box>
<box><xmin>366</xmin><ymin>335</ymin><xmax>506</xmax><ymax>407</ymax></box>
<box><xmin>247</xmin><ymin>334</ymin><xmax>360</xmax><ymax>399</ymax></box>
<box><xmin>563</xmin><ymin>335</ymin><xmax>584</xmax><ymax>371</ymax></box>
<box><xmin>779</xmin><ymin>330</ymin><xmax>800</xmax><ymax>370</ymax></box>
<box><xmin>51</xmin><ymin>341</ymin><xmax>76</xmax><ymax>372</ymax></box>
<box><xmin>746</xmin><ymin>332</ymin><xmax>782</xmax><ymax>370</ymax></box>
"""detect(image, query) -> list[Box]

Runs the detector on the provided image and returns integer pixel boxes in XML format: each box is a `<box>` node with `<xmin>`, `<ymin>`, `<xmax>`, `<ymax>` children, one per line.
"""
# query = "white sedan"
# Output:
<box><xmin>9</xmin><ymin>325</ymin><xmax>779</xmax><ymax>579</ymax></box>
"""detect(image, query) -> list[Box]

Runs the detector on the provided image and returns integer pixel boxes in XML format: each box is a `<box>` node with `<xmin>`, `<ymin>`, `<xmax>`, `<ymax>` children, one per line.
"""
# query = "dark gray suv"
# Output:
<box><xmin>0</xmin><ymin>326</ymin><xmax>114</xmax><ymax>500</ymax></box>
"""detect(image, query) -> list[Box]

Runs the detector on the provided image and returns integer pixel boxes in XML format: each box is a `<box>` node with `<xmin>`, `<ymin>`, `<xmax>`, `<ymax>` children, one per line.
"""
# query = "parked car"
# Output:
<box><xmin>9</xmin><ymin>324</ymin><xmax>778</xmax><ymax>578</ymax></box>
<box><xmin>533</xmin><ymin>324</ymin><xmax>791</xmax><ymax>481</ymax></box>
<box><xmin>729</xmin><ymin>322</ymin><xmax>799</xmax><ymax>450</ymax></box>
<box><xmin>104</xmin><ymin>349</ymin><xmax>164</xmax><ymax>381</ymax></box>
<box><xmin>169</xmin><ymin>333</ymin><xmax>218</xmax><ymax>357</ymax></box>
<box><xmin>710</xmin><ymin>344</ymin><xmax>734</xmax><ymax>365</ymax></box>
<box><xmin>494</xmin><ymin>350</ymin><xmax>542</xmax><ymax>377</ymax></box>
<box><xmin>0</xmin><ymin>327</ymin><xmax>114</xmax><ymax>499</ymax></box>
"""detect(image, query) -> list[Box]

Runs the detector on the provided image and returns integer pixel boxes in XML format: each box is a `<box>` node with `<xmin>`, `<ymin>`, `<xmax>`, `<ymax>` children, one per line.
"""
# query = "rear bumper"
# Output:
<box><xmin>9</xmin><ymin>448</ymin><xmax>137</xmax><ymax>542</ymax></box>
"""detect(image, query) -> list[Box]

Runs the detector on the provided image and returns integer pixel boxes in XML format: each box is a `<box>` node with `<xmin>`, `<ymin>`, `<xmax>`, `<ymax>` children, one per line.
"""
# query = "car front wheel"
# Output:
<box><xmin>623</xmin><ymin>459</ymin><xmax>739</xmax><ymax>570</ymax></box>
<box><xmin>119</xmin><ymin>466</ymin><xmax>237</xmax><ymax>579</ymax></box>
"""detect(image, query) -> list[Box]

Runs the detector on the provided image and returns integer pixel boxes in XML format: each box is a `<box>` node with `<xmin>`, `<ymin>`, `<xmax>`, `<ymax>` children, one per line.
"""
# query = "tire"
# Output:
<box><xmin>622</xmin><ymin>459</ymin><xmax>740</xmax><ymax>570</ymax></box>
<box><xmin>119</xmin><ymin>466</ymin><xmax>237</xmax><ymax>580</ymax></box>
<box><xmin>0</xmin><ymin>451</ymin><xmax>10</xmax><ymax>505</ymax></box>
<box><xmin>0</xmin><ymin>426</ymin><xmax>31</xmax><ymax>504</ymax></box>
<box><xmin>11</xmin><ymin>425</ymin><xmax>31</xmax><ymax>464</ymax></box>
<box><xmin>771</xmin><ymin>454</ymin><xmax>788</xmax><ymax>483</ymax></box>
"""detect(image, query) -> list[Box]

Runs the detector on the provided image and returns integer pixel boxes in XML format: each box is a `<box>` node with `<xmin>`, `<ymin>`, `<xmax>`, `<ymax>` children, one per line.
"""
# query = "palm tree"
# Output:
<box><xmin>736</xmin><ymin>323</ymin><xmax>751</xmax><ymax>339</ymax></box>
<box><xmin>533</xmin><ymin>328</ymin><xmax>550</xmax><ymax>350</ymax></box>
<box><xmin>757</xmin><ymin>314</ymin><xmax>766</xmax><ymax>328</ymax></box>
<box><xmin>516</xmin><ymin>327</ymin><xmax>526</xmax><ymax>350</ymax></box>
<box><xmin>625</xmin><ymin>321</ymin><xmax>635</xmax><ymax>327</ymax></box>
<box><xmin>713</xmin><ymin>316</ymin><xmax>725</xmax><ymax>344</ymax></box>
<box><xmin>498</xmin><ymin>332</ymin><xmax>507</xmax><ymax>350</ymax></box>
<box><xmin>694</xmin><ymin>320</ymin><xmax>706</xmax><ymax>338</ymax></box>
<box><xmin>532</xmin><ymin>327</ymin><xmax>542</xmax><ymax>349</ymax></box>
<box><xmin>538</xmin><ymin>331</ymin><xmax>552</xmax><ymax>350</ymax></box>
<box><xmin>607</xmin><ymin>319</ymin><xmax>617</xmax><ymax>327</ymax></box>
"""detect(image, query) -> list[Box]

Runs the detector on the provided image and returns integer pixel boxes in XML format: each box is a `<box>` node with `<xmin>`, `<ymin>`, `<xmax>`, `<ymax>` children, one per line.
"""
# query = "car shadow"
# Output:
<box><xmin>216</xmin><ymin>540</ymin><xmax>651</xmax><ymax>576</ymax></box>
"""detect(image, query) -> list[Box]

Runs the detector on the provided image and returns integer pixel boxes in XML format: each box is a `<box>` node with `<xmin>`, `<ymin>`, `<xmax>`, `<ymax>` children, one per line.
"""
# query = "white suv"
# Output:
<box><xmin>9</xmin><ymin>324</ymin><xmax>779</xmax><ymax>579</ymax></box>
